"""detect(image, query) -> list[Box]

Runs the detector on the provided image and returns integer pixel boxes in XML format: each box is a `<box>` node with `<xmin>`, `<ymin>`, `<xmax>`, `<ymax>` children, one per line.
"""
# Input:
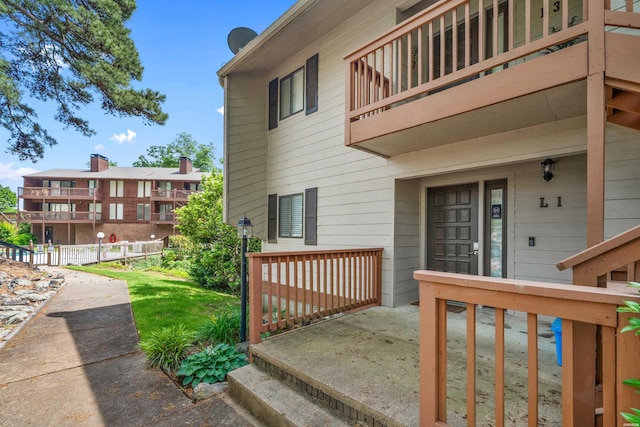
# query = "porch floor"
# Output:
<box><xmin>246</xmin><ymin>304</ymin><xmax>562</xmax><ymax>426</ymax></box>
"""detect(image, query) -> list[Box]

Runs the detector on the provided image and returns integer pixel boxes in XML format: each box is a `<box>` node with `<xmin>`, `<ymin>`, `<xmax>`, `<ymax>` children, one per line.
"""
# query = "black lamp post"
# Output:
<box><xmin>237</xmin><ymin>215</ymin><xmax>253</xmax><ymax>342</ymax></box>
<box><xmin>96</xmin><ymin>231</ymin><xmax>105</xmax><ymax>264</ymax></box>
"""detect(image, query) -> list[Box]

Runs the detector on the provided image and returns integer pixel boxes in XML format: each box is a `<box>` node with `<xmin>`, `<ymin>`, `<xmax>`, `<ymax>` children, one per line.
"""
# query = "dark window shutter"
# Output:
<box><xmin>268</xmin><ymin>78</ymin><xmax>279</xmax><ymax>130</ymax></box>
<box><xmin>305</xmin><ymin>54</ymin><xmax>319</xmax><ymax>115</ymax></box>
<box><xmin>304</xmin><ymin>187</ymin><xmax>317</xmax><ymax>245</ymax></box>
<box><xmin>268</xmin><ymin>194</ymin><xmax>278</xmax><ymax>243</ymax></box>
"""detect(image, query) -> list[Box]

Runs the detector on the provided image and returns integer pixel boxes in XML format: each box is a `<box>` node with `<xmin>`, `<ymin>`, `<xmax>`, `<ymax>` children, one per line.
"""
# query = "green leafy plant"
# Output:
<box><xmin>196</xmin><ymin>307</ymin><xmax>241</xmax><ymax>345</ymax></box>
<box><xmin>177</xmin><ymin>343</ymin><xmax>248</xmax><ymax>387</ymax></box>
<box><xmin>139</xmin><ymin>325</ymin><xmax>194</xmax><ymax>372</ymax></box>
<box><xmin>617</xmin><ymin>282</ymin><xmax>640</xmax><ymax>424</ymax></box>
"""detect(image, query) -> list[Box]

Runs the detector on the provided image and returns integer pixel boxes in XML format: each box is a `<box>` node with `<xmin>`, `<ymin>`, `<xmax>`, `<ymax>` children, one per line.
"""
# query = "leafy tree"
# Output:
<box><xmin>0</xmin><ymin>0</ymin><xmax>168</xmax><ymax>161</ymax></box>
<box><xmin>133</xmin><ymin>132</ymin><xmax>215</xmax><ymax>172</ymax></box>
<box><xmin>0</xmin><ymin>185</ymin><xmax>18</xmax><ymax>212</ymax></box>
<box><xmin>176</xmin><ymin>171</ymin><xmax>259</xmax><ymax>293</ymax></box>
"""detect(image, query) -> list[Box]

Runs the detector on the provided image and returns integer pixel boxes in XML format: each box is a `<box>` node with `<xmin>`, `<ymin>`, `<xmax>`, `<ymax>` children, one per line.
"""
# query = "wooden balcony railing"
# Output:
<box><xmin>150</xmin><ymin>212</ymin><xmax>176</xmax><ymax>224</ymax></box>
<box><xmin>17</xmin><ymin>211</ymin><xmax>102</xmax><ymax>223</ymax></box>
<box><xmin>19</xmin><ymin>187</ymin><xmax>97</xmax><ymax>199</ymax></box>
<box><xmin>150</xmin><ymin>189</ymin><xmax>196</xmax><ymax>201</ymax></box>
<box><xmin>346</xmin><ymin>0</ymin><xmax>591</xmax><ymax>125</ymax></box>
<box><xmin>248</xmin><ymin>248</ymin><xmax>383</xmax><ymax>344</ymax></box>
<box><xmin>414</xmin><ymin>271</ymin><xmax>640</xmax><ymax>427</ymax></box>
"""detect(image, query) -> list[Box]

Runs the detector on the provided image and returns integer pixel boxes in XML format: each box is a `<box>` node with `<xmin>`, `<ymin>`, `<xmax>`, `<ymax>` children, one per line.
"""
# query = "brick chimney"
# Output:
<box><xmin>179</xmin><ymin>157</ymin><xmax>192</xmax><ymax>174</ymax></box>
<box><xmin>90</xmin><ymin>154</ymin><xmax>109</xmax><ymax>172</ymax></box>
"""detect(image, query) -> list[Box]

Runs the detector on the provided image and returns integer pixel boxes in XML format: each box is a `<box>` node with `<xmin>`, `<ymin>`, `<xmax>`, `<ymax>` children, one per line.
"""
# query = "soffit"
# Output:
<box><xmin>218</xmin><ymin>0</ymin><xmax>372</xmax><ymax>76</ymax></box>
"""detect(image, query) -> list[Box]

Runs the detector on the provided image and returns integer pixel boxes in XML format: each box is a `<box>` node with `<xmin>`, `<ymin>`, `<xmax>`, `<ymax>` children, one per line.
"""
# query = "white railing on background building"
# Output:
<box><xmin>12</xmin><ymin>240</ymin><xmax>165</xmax><ymax>266</ymax></box>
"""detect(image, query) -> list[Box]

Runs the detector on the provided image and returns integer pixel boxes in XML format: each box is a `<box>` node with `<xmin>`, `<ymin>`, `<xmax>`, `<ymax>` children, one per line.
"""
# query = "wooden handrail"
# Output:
<box><xmin>557</xmin><ymin>224</ymin><xmax>640</xmax><ymax>286</ymax></box>
<box><xmin>248</xmin><ymin>248</ymin><xmax>383</xmax><ymax>344</ymax></box>
<box><xmin>415</xmin><ymin>270</ymin><xmax>640</xmax><ymax>427</ymax></box>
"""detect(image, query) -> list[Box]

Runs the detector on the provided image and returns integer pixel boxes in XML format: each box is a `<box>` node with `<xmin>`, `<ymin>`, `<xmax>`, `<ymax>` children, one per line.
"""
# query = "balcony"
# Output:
<box><xmin>150</xmin><ymin>212</ymin><xmax>177</xmax><ymax>224</ymax></box>
<box><xmin>344</xmin><ymin>0</ymin><xmax>640</xmax><ymax>157</ymax></box>
<box><xmin>18</xmin><ymin>211</ymin><xmax>102</xmax><ymax>224</ymax></box>
<box><xmin>19</xmin><ymin>187</ymin><xmax>97</xmax><ymax>200</ymax></box>
<box><xmin>150</xmin><ymin>189</ymin><xmax>197</xmax><ymax>201</ymax></box>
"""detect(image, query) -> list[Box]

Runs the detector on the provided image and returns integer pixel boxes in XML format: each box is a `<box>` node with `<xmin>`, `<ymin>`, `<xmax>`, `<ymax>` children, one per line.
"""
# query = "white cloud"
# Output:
<box><xmin>216</xmin><ymin>106</ymin><xmax>224</xmax><ymax>115</ymax></box>
<box><xmin>0</xmin><ymin>162</ymin><xmax>39</xmax><ymax>181</ymax></box>
<box><xmin>110</xmin><ymin>129</ymin><xmax>137</xmax><ymax>144</ymax></box>
<box><xmin>94</xmin><ymin>144</ymin><xmax>105</xmax><ymax>151</ymax></box>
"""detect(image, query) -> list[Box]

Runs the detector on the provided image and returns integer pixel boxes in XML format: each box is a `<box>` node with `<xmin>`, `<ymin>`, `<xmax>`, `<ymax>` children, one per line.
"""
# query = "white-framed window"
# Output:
<box><xmin>138</xmin><ymin>181</ymin><xmax>151</xmax><ymax>197</ymax></box>
<box><xmin>109</xmin><ymin>203</ymin><xmax>124</xmax><ymax>220</ymax></box>
<box><xmin>88</xmin><ymin>180</ymin><xmax>97</xmax><ymax>188</ymax></box>
<box><xmin>280</xmin><ymin>67</ymin><xmax>304</xmax><ymax>120</ymax></box>
<box><xmin>279</xmin><ymin>193</ymin><xmax>303</xmax><ymax>238</ymax></box>
<box><xmin>89</xmin><ymin>202</ymin><xmax>102</xmax><ymax>220</ymax></box>
<box><xmin>110</xmin><ymin>180</ymin><xmax>124</xmax><ymax>197</ymax></box>
<box><xmin>137</xmin><ymin>203</ymin><xmax>150</xmax><ymax>220</ymax></box>
<box><xmin>268</xmin><ymin>54</ymin><xmax>319</xmax><ymax>130</ymax></box>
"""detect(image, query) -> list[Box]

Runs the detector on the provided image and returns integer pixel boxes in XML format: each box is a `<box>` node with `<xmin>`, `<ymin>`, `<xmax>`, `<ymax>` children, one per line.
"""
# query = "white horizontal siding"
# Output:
<box><xmin>226</xmin><ymin>0</ymin><xmax>640</xmax><ymax>306</ymax></box>
<box><xmin>605</xmin><ymin>130</ymin><xmax>640</xmax><ymax>238</ymax></box>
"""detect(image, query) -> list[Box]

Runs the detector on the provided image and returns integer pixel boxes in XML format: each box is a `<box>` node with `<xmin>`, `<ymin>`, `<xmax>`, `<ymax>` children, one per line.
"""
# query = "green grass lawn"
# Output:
<box><xmin>70</xmin><ymin>265</ymin><xmax>238</xmax><ymax>341</ymax></box>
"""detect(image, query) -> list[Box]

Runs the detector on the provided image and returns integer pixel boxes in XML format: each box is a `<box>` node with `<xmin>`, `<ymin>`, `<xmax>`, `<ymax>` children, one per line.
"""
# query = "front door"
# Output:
<box><xmin>427</xmin><ymin>184</ymin><xmax>479</xmax><ymax>274</ymax></box>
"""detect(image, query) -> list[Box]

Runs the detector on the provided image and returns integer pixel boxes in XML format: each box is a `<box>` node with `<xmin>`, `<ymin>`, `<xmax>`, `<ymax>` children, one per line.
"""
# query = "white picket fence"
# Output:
<box><xmin>10</xmin><ymin>240</ymin><xmax>165</xmax><ymax>266</ymax></box>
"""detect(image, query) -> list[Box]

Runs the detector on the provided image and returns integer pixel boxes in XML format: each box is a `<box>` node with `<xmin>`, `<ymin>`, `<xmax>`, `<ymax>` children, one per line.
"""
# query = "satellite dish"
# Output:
<box><xmin>227</xmin><ymin>27</ymin><xmax>258</xmax><ymax>54</ymax></box>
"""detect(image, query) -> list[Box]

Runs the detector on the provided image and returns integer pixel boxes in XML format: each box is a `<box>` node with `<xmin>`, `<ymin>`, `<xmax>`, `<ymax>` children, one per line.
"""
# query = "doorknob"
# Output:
<box><xmin>469</xmin><ymin>242</ymin><xmax>479</xmax><ymax>256</ymax></box>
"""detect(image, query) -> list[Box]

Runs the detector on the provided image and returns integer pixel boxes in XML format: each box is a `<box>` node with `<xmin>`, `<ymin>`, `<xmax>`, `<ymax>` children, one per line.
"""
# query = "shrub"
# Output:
<box><xmin>177</xmin><ymin>343</ymin><xmax>247</xmax><ymax>387</ymax></box>
<box><xmin>196</xmin><ymin>306</ymin><xmax>241</xmax><ymax>345</ymax></box>
<box><xmin>189</xmin><ymin>244</ymin><xmax>240</xmax><ymax>294</ymax></box>
<box><xmin>139</xmin><ymin>325</ymin><xmax>194</xmax><ymax>372</ymax></box>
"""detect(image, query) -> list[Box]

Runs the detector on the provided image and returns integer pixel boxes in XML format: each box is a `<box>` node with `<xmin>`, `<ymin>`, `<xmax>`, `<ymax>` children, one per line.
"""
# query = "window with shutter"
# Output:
<box><xmin>279</xmin><ymin>193</ymin><xmax>303</xmax><ymax>238</ymax></box>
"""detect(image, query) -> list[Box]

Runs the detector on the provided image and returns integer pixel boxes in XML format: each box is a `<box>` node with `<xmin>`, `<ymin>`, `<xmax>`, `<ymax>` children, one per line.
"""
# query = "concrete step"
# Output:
<box><xmin>228</xmin><ymin>363</ymin><xmax>355</xmax><ymax>427</ymax></box>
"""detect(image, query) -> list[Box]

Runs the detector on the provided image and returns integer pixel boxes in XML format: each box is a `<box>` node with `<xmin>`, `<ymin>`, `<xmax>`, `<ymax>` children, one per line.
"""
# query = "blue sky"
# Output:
<box><xmin>0</xmin><ymin>0</ymin><xmax>297</xmax><ymax>194</ymax></box>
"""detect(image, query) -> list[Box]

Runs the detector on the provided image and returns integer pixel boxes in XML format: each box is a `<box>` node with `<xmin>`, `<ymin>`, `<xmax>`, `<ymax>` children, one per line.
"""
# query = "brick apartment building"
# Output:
<box><xmin>18</xmin><ymin>154</ymin><xmax>205</xmax><ymax>245</ymax></box>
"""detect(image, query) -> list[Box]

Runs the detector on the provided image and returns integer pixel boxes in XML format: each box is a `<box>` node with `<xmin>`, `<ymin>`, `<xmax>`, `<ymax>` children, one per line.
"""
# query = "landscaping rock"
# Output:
<box><xmin>191</xmin><ymin>382</ymin><xmax>228</xmax><ymax>402</ymax></box>
<box><xmin>0</xmin><ymin>258</ymin><xmax>65</xmax><ymax>345</ymax></box>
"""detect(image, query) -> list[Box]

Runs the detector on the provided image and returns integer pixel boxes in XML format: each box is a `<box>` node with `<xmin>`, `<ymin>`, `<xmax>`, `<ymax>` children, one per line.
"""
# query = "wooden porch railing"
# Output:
<box><xmin>345</xmin><ymin>0</ymin><xmax>593</xmax><ymax>125</ymax></box>
<box><xmin>17</xmin><ymin>211</ymin><xmax>102</xmax><ymax>223</ymax></box>
<box><xmin>414</xmin><ymin>271</ymin><xmax>640</xmax><ymax>427</ymax></box>
<box><xmin>248</xmin><ymin>248</ymin><xmax>383</xmax><ymax>344</ymax></box>
<box><xmin>345</xmin><ymin>0</ymin><xmax>640</xmax><ymax>130</ymax></box>
<box><xmin>18</xmin><ymin>187</ymin><xmax>97</xmax><ymax>198</ymax></box>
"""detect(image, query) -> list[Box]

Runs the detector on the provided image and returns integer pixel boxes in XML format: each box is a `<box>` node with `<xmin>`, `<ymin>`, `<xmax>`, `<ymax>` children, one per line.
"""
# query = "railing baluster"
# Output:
<box><xmin>602</xmin><ymin>325</ymin><xmax>616</xmax><ymax>427</ymax></box>
<box><xmin>478</xmin><ymin>0</ymin><xmax>485</xmax><ymax>60</ymax></box>
<box><xmin>493</xmin><ymin>0</ymin><xmax>499</xmax><ymax>57</ymax></box>
<box><xmin>438</xmin><ymin>298</ymin><xmax>448</xmax><ymax>420</ymax></box>
<box><xmin>440</xmin><ymin>15</ymin><xmax>445</xmax><ymax>75</ymax></box>
<box><xmin>495</xmin><ymin>307</ymin><xmax>505</xmax><ymax>427</ymax></box>
<box><xmin>527</xmin><ymin>313</ymin><xmax>538</xmax><ymax>427</ymax></box>
<box><xmin>417</xmin><ymin>26</ymin><xmax>423</xmax><ymax>84</ymax></box>
<box><xmin>407</xmin><ymin>31</ymin><xmax>413</xmax><ymax>89</ymax></box>
<box><xmin>543</xmin><ymin>0</ymin><xmax>549</xmax><ymax>38</ymax></box>
<box><xmin>465</xmin><ymin>3</ymin><xmax>471</xmax><ymax>68</ymax></box>
<box><xmin>452</xmin><ymin>9</ymin><xmax>458</xmax><ymax>72</ymax></box>
<box><xmin>561</xmin><ymin>319</ymin><xmax>574</xmax><ymax>425</ymax></box>
<box><xmin>466</xmin><ymin>303</ymin><xmax>477</xmax><ymax>426</ymax></box>
<box><xmin>525</xmin><ymin>0</ymin><xmax>531</xmax><ymax>44</ymax></box>
<box><xmin>428</xmin><ymin>22</ymin><xmax>434</xmax><ymax>82</ymax></box>
<box><xmin>508</xmin><ymin>0</ymin><xmax>514</xmax><ymax>51</ymax></box>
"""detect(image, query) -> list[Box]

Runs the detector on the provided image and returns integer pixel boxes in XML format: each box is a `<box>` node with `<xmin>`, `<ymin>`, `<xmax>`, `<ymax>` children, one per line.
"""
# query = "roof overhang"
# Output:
<box><xmin>216</xmin><ymin>0</ymin><xmax>372</xmax><ymax>84</ymax></box>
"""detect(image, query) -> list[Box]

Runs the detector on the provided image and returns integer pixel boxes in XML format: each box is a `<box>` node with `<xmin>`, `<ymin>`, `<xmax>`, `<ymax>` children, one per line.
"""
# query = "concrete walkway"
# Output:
<box><xmin>0</xmin><ymin>267</ymin><xmax>260</xmax><ymax>427</ymax></box>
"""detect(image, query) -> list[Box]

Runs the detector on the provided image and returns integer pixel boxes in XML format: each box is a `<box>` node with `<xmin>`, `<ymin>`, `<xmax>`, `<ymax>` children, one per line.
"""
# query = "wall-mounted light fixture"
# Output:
<box><xmin>541</xmin><ymin>158</ymin><xmax>555</xmax><ymax>182</ymax></box>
